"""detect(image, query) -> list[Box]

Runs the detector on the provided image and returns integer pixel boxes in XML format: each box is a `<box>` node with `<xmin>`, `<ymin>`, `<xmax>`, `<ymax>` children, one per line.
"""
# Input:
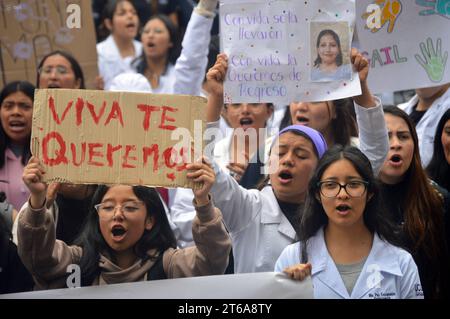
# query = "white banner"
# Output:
<box><xmin>1</xmin><ymin>272</ymin><xmax>313</xmax><ymax>299</ymax></box>
<box><xmin>220</xmin><ymin>0</ymin><xmax>361</xmax><ymax>104</ymax></box>
<box><xmin>356</xmin><ymin>0</ymin><xmax>450</xmax><ymax>93</ymax></box>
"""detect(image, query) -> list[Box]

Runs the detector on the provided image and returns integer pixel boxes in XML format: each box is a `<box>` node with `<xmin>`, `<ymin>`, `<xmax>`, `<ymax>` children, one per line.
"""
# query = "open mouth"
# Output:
<box><xmin>336</xmin><ymin>204</ymin><xmax>350</xmax><ymax>211</ymax></box>
<box><xmin>390</xmin><ymin>155</ymin><xmax>401</xmax><ymax>163</ymax></box>
<box><xmin>278</xmin><ymin>170</ymin><xmax>293</xmax><ymax>184</ymax></box>
<box><xmin>9</xmin><ymin>121</ymin><xmax>25</xmax><ymax>127</ymax></box>
<box><xmin>295</xmin><ymin>116</ymin><xmax>309</xmax><ymax>125</ymax></box>
<box><xmin>111</xmin><ymin>225</ymin><xmax>127</xmax><ymax>239</ymax></box>
<box><xmin>388</xmin><ymin>154</ymin><xmax>403</xmax><ymax>166</ymax></box>
<box><xmin>147</xmin><ymin>42</ymin><xmax>156</xmax><ymax>48</ymax></box>
<box><xmin>126</xmin><ymin>22</ymin><xmax>136</xmax><ymax>29</ymax></box>
<box><xmin>240</xmin><ymin>118</ymin><xmax>253</xmax><ymax>126</ymax></box>
<box><xmin>8</xmin><ymin>121</ymin><xmax>26</xmax><ymax>132</ymax></box>
<box><xmin>336</xmin><ymin>204</ymin><xmax>351</xmax><ymax>215</ymax></box>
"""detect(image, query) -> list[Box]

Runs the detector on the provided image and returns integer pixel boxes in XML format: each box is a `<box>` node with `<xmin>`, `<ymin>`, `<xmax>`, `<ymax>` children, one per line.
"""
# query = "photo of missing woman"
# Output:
<box><xmin>310</xmin><ymin>22</ymin><xmax>352</xmax><ymax>82</ymax></box>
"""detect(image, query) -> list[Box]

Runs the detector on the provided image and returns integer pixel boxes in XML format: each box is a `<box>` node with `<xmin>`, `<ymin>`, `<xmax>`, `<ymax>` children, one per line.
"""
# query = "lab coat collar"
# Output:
<box><xmin>309</xmin><ymin>228</ymin><xmax>404</xmax><ymax>299</ymax></box>
<box><xmin>260</xmin><ymin>186</ymin><xmax>297</xmax><ymax>240</ymax></box>
<box><xmin>100</xmin><ymin>35</ymin><xmax>142</xmax><ymax>61</ymax></box>
<box><xmin>100</xmin><ymin>35</ymin><xmax>121</xmax><ymax>60</ymax></box>
<box><xmin>400</xmin><ymin>87</ymin><xmax>450</xmax><ymax>113</ymax></box>
<box><xmin>399</xmin><ymin>94</ymin><xmax>419</xmax><ymax>113</ymax></box>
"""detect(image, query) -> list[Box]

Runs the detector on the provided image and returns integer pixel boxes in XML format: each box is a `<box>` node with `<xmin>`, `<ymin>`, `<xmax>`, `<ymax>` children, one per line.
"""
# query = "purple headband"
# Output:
<box><xmin>274</xmin><ymin>124</ymin><xmax>328</xmax><ymax>158</ymax></box>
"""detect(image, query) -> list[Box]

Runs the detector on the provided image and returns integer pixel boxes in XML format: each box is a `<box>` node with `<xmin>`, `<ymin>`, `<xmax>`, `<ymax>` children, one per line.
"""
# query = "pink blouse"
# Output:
<box><xmin>0</xmin><ymin>148</ymin><xmax>29</xmax><ymax>211</ymax></box>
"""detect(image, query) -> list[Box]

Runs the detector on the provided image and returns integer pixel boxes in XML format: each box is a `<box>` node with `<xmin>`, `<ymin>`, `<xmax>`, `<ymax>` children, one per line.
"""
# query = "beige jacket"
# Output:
<box><xmin>17</xmin><ymin>198</ymin><xmax>231</xmax><ymax>289</ymax></box>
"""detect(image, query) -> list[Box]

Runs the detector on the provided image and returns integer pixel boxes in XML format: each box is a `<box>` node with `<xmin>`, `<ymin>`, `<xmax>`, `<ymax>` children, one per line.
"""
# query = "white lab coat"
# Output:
<box><xmin>398</xmin><ymin>88</ymin><xmax>450</xmax><ymax>167</ymax></box>
<box><xmin>97</xmin><ymin>35</ymin><xmax>143</xmax><ymax>90</ymax></box>
<box><xmin>168</xmin><ymin>101</ymin><xmax>389</xmax><ymax>254</ymax></box>
<box><xmin>124</xmin><ymin>11</ymin><xmax>212</xmax><ymax>96</ymax></box>
<box><xmin>275</xmin><ymin>228</ymin><xmax>424</xmax><ymax>299</ymax></box>
<box><xmin>353</xmin><ymin>98</ymin><xmax>389</xmax><ymax>176</ymax></box>
<box><xmin>172</xmin><ymin>12</ymin><xmax>212</xmax><ymax>96</ymax></box>
<box><xmin>144</xmin><ymin>63</ymin><xmax>176</xmax><ymax>94</ymax></box>
<box><xmin>211</xmin><ymin>180</ymin><xmax>297</xmax><ymax>274</ymax></box>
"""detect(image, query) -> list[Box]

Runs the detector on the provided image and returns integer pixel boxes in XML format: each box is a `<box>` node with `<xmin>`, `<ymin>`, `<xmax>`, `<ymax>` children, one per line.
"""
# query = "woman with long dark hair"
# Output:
<box><xmin>379</xmin><ymin>106</ymin><xmax>450</xmax><ymax>299</ymax></box>
<box><xmin>12</xmin><ymin>50</ymin><xmax>91</xmax><ymax>245</ymax></box>
<box><xmin>133</xmin><ymin>13</ymin><xmax>179</xmax><ymax>92</ymax></box>
<box><xmin>0</xmin><ymin>81</ymin><xmax>35</xmax><ymax>213</ymax></box>
<box><xmin>311</xmin><ymin>29</ymin><xmax>352</xmax><ymax>82</ymax></box>
<box><xmin>129</xmin><ymin>0</ymin><xmax>218</xmax><ymax>96</ymax></box>
<box><xmin>37</xmin><ymin>50</ymin><xmax>85</xmax><ymax>89</ymax></box>
<box><xmin>17</xmin><ymin>157</ymin><xmax>230</xmax><ymax>288</ymax></box>
<box><xmin>18</xmin><ymin>50</ymin><xmax>95</xmax><ymax>246</ymax></box>
<box><xmin>275</xmin><ymin>145</ymin><xmax>422</xmax><ymax>299</ymax></box>
<box><xmin>97</xmin><ymin>0</ymin><xmax>142</xmax><ymax>90</ymax></box>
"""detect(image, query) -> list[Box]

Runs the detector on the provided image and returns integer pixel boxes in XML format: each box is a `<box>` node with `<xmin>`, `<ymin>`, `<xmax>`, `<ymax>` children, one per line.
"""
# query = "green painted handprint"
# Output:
<box><xmin>415</xmin><ymin>38</ymin><xmax>448</xmax><ymax>82</ymax></box>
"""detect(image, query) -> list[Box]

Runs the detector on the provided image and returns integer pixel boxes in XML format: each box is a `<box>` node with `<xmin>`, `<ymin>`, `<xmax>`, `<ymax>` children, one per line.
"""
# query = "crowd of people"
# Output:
<box><xmin>0</xmin><ymin>0</ymin><xmax>449</xmax><ymax>299</ymax></box>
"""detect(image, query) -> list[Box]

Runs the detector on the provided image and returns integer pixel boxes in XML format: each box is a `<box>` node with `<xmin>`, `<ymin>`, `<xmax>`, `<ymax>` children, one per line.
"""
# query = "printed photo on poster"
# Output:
<box><xmin>310</xmin><ymin>21</ymin><xmax>352</xmax><ymax>82</ymax></box>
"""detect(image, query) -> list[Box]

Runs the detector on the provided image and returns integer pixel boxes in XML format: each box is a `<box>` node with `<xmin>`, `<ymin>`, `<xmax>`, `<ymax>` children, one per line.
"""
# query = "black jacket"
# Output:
<box><xmin>380</xmin><ymin>179</ymin><xmax>450</xmax><ymax>299</ymax></box>
<box><xmin>0</xmin><ymin>233</ymin><xmax>34</xmax><ymax>294</ymax></box>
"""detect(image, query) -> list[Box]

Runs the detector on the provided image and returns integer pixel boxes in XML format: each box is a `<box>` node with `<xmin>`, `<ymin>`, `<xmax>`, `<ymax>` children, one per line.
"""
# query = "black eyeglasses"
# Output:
<box><xmin>317</xmin><ymin>180</ymin><xmax>369</xmax><ymax>198</ymax></box>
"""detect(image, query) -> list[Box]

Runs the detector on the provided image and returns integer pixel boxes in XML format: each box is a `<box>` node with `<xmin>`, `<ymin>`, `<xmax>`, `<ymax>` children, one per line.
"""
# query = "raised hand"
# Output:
<box><xmin>415</xmin><ymin>37</ymin><xmax>448</xmax><ymax>82</ymax></box>
<box><xmin>351</xmin><ymin>48</ymin><xmax>376</xmax><ymax>108</ymax></box>
<box><xmin>206</xmin><ymin>53</ymin><xmax>228</xmax><ymax>97</ymax></box>
<box><xmin>22</xmin><ymin>156</ymin><xmax>47</xmax><ymax>208</ymax></box>
<box><xmin>186</xmin><ymin>157</ymin><xmax>216</xmax><ymax>206</ymax></box>
<box><xmin>206</xmin><ymin>53</ymin><xmax>228</xmax><ymax>122</ymax></box>
<box><xmin>351</xmin><ymin>48</ymin><xmax>370</xmax><ymax>83</ymax></box>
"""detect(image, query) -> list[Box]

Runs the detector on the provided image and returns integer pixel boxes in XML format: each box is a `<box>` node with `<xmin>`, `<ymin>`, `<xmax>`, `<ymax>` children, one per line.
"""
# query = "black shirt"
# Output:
<box><xmin>276</xmin><ymin>198</ymin><xmax>303</xmax><ymax>233</ymax></box>
<box><xmin>55</xmin><ymin>194</ymin><xmax>92</xmax><ymax>245</ymax></box>
<box><xmin>380</xmin><ymin>179</ymin><xmax>409</xmax><ymax>225</ymax></box>
<box><xmin>380</xmin><ymin>179</ymin><xmax>450</xmax><ymax>299</ymax></box>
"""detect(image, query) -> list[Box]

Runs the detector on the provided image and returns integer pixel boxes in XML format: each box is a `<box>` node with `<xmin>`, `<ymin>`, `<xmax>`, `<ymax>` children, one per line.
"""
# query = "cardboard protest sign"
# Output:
<box><xmin>356</xmin><ymin>0</ymin><xmax>450</xmax><ymax>93</ymax></box>
<box><xmin>31</xmin><ymin>89</ymin><xmax>206</xmax><ymax>187</ymax></box>
<box><xmin>0</xmin><ymin>0</ymin><xmax>98</xmax><ymax>88</ymax></box>
<box><xmin>220</xmin><ymin>0</ymin><xmax>361</xmax><ymax>104</ymax></box>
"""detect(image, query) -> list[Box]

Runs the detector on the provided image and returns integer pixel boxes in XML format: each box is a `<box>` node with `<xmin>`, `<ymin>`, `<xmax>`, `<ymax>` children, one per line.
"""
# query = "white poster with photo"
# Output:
<box><xmin>220</xmin><ymin>0</ymin><xmax>360</xmax><ymax>105</ymax></box>
<box><xmin>355</xmin><ymin>0</ymin><xmax>450</xmax><ymax>94</ymax></box>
